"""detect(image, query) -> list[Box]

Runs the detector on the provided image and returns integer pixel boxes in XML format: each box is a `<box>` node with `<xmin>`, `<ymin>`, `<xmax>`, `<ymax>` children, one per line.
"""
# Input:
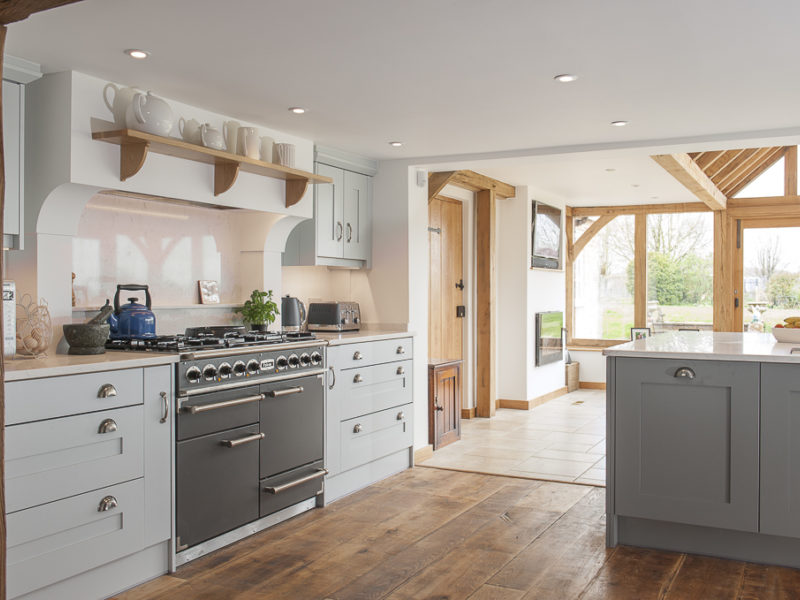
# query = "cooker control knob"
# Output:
<box><xmin>218</xmin><ymin>362</ymin><xmax>233</xmax><ymax>379</ymax></box>
<box><xmin>232</xmin><ymin>361</ymin><xmax>247</xmax><ymax>376</ymax></box>
<box><xmin>300</xmin><ymin>353</ymin><xmax>312</xmax><ymax>367</ymax></box>
<box><xmin>276</xmin><ymin>355</ymin><xmax>289</xmax><ymax>370</ymax></box>
<box><xmin>310</xmin><ymin>351</ymin><xmax>323</xmax><ymax>366</ymax></box>
<box><xmin>202</xmin><ymin>364</ymin><xmax>218</xmax><ymax>381</ymax></box>
<box><xmin>185</xmin><ymin>366</ymin><xmax>202</xmax><ymax>384</ymax></box>
<box><xmin>246</xmin><ymin>359</ymin><xmax>260</xmax><ymax>374</ymax></box>
<box><xmin>288</xmin><ymin>354</ymin><xmax>300</xmax><ymax>369</ymax></box>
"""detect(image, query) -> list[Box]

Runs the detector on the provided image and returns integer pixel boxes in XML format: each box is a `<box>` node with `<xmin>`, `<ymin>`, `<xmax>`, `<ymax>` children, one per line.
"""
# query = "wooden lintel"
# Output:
<box><xmin>214</xmin><ymin>161</ymin><xmax>239</xmax><ymax>196</ymax></box>
<box><xmin>569</xmin><ymin>202</ymin><xmax>709</xmax><ymax>217</ymax></box>
<box><xmin>571</xmin><ymin>215</ymin><xmax>615</xmax><ymax>260</ymax></box>
<box><xmin>0</xmin><ymin>0</ymin><xmax>83</xmax><ymax>24</ymax></box>
<box><xmin>651</xmin><ymin>153</ymin><xmax>727</xmax><ymax>210</ymax></box>
<box><xmin>285</xmin><ymin>178</ymin><xmax>310</xmax><ymax>208</ymax></box>
<box><xmin>428</xmin><ymin>171</ymin><xmax>455</xmax><ymax>202</ymax></box>
<box><xmin>448</xmin><ymin>170</ymin><xmax>516</xmax><ymax>198</ymax></box>
<box><xmin>120</xmin><ymin>141</ymin><xmax>149</xmax><ymax>181</ymax></box>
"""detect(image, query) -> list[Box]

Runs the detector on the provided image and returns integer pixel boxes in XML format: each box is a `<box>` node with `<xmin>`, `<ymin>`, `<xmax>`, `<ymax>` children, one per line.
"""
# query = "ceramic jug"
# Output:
<box><xmin>237</xmin><ymin>127</ymin><xmax>259</xmax><ymax>158</ymax></box>
<box><xmin>125</xmin><ymin>91</ymin><xmax>174</xmax><ymax>137</ymax></box>
<box><xmin>260</xmin><ymin>136</ymin><xmax>274</xmax><ymax>162</ymax></box>
<box><xmin>103</xmin><ymin>83</ymin><xmax>141</xmax><ymax>128</ymax></box>
<box><xmin>274</xmin><ymin>143</ymin><xmax>295</xmax><ymax>168</ymax></box>
<box><xmin>178</xmin><ymin>117</ymin><xmax>202</xmax><ymax>145</ymax></box>
<box><xmin>200</xmin><ymin>123</ymin><xmax>226</xmax><ymax>150</ymax></box>
<box><xmin>223</xmin><ymin>120</ymin><xmax>240</xmax><ymax>154</ymax></box>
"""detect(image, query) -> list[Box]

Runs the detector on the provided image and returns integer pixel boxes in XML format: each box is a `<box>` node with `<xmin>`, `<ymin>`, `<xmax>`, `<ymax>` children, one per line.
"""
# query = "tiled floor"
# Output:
<box><xmin>419</xmin><ymin>388</ymin><xmax>606</xmax><ymax>486</ymax></box>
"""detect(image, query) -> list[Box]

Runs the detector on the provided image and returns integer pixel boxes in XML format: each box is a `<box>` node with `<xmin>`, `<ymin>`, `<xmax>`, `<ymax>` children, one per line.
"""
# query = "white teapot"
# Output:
<box><xmin>200</xmin><ymin>123</ymin><xmax>226</xmax><ymax>150</ymax></box>
<box><xmin>103</xmin><ymin>83</ymin><xmax>141</xmax><ymax>128</ymax></box>
<box><xmin>125</xmin><ymin>91</ymin><xmax>174</xmax><ymax>137</ymax></box>
<box><xmin>178</xmin><ymin>117</ymin><xmax>202</xmax><ymax>145</ymax></box>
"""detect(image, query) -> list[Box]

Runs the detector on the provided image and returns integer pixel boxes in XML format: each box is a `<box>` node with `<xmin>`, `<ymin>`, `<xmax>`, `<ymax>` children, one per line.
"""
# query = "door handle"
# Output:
<box><xmin>329</xmin><ymin>366</ymin><xmax>336</xmax><ymax>389</ymax></box>
<box><xmin>221</xmin><ymin>432</ymin><xmax>265</xmax><ymax>448</ymax></box>
<box><xmin>435</xmin><ymin>404</ymin><xmax>444</xmax><ymax>411</ymax></box>
<box><xmin>455</xmin><ymin>279</ymin><xmax>464</xmax><ymax>290</ymax></box>
<box><xmin>346</xmin><ymin>223</ymin><xmax>353</xmax><ymax>242</ymax></box>
<box><xmin>263</xmin><ymin>468</ymin><xmax>328</xmax><ymax>495</ymax></box>
<box><xmin>183</xmin><ymin>393</ymin><xmax>264</xmax><ymax>414</ymax></box>
<box><xmin>336</xmin><ymin>221</ymin><xmax>343</xmax><ymax>241</ymax></box>
<box><xmin>268</xmin><ymin>386</ymin><xmax>304</xmax><ymax>397</ymax></box>
<box><xmin>159</xmin><ymin>391</ymin><xmax>169</xmax><ymax>423</ymax></box>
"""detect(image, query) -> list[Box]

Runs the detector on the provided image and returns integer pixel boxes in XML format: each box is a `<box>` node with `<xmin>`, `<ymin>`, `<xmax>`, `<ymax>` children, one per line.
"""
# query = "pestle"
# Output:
<box><xmin>87</xmin><ymin>299</ymin><xmax>113</xmax><ymax>325</ymax></box>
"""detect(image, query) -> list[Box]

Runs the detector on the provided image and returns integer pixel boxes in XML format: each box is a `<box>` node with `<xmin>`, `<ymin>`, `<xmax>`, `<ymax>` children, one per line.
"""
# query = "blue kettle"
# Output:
<box><xmin>107</xmin><ymin>284</ymin><xmax>157</xmax><ymax>340</ymax></box>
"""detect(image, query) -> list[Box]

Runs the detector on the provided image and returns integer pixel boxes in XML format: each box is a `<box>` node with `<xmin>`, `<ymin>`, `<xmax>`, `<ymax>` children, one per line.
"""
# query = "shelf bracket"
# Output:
<box><xmin>285</xmin><ymin>178</ymin><xmax>310</xmax><ymax>208</ymax></box>
<box><xmin>214</xmin><ymin>161</ymin><xmax>240</xmax><ymax>196</ymax></box>
<box><xmin>120</xmin><ymin>140</ymin><xmax>149</xmax><ymax>181</ymax></box>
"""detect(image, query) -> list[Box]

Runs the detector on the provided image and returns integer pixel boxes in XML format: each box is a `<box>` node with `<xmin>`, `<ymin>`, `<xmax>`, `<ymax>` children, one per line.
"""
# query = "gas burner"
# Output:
<box><xmin>106</xmin><ymin>326</ymin><xmax>316</xmax><ymax>353</ymax></box>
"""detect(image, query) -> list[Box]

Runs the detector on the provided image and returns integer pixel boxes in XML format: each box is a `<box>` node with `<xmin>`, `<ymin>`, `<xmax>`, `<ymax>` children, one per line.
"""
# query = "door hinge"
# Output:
<box><xmin>427</xmin><ymin>227</ymin><xmax>441</xmax><ymax>234</ymax></box>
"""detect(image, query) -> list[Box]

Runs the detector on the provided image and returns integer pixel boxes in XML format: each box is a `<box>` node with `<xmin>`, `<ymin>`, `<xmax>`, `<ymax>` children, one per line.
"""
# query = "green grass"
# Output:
<box><xmin>598</xmin><ymin>303</ymin><xmax>712</xmax><ymax>339</ymax></box>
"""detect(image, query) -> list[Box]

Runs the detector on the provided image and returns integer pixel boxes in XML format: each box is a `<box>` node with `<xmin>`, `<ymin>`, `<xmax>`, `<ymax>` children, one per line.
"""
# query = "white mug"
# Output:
<box><xmin>259</xmin><ymin>136</ymin><xmax>274</xmax><ymax>163</ymax></box>
<box><xmin>274</xmin><ymin>143</ymin><xmax>295</xmax><ymax>168</ymax></box>
<box><xmin>237</xmin><ymin>126</ymin><xmax>259</xmax><ymax>159</ymax></box>
<box><xmin>223</xmin><ymin>120</ymin><xmax>240</xmax><ymax>154</ymax></box>
<box><xmin>178</xmin><ymin>117</ymin><xmax>201</xmax><ymax>144</ymax></box>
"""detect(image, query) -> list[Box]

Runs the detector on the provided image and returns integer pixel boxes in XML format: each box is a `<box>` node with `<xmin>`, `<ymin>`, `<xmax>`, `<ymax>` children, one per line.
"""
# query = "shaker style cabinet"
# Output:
<box><xmin>3</xmin><ymin>79</ymin><xmax>23</xmax><ymax>250</ymax></box>
<box><xmin>613</xmin><ymin>357</ymin><xmax>760</xmax><ymax>533</ymax></box>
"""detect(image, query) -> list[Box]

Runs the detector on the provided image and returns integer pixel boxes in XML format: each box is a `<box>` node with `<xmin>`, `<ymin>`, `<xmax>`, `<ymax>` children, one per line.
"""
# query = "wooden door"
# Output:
<box><xmin>428</xmin><ymin>196</ymin><xmax>463</xmax><ymax>361</ymax></box>
<box><xmin>428</xmin><ymin>361</ymin><xmax>461</xmax><ymax>450</ymax></box>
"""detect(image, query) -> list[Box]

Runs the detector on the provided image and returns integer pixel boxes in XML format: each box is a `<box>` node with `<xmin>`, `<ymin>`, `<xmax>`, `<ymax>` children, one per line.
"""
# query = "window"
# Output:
<box><xmin>573</xmin><ymin>216</ymin><xmax>634</xmax><ymax>339</ymax></box>
<box><xmin>734</xmin><ymin>156</ymin><xmax>785</xmax><ymax>198</ymax></box>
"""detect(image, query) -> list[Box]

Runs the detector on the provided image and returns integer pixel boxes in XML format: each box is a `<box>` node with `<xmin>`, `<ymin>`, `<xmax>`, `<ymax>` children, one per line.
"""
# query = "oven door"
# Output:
<box><xmin>259</xmin><ymin>372</ymin><xmax>325</xmax><ymax>479</ymax></box>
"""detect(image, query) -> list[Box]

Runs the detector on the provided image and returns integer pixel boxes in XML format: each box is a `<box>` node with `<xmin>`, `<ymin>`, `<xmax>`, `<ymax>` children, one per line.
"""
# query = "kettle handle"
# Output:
<box><xmin>114</xmin><ymin>284</ymin><xmax>152</xmax><ymax>314</ymax></box>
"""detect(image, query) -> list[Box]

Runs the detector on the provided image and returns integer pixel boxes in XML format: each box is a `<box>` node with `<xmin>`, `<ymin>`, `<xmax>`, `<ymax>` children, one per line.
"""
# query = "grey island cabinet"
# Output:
<box><xmin>605</xmin><ymin>332</ymin><xmax>800</xmax><ymax>568</ymax></box>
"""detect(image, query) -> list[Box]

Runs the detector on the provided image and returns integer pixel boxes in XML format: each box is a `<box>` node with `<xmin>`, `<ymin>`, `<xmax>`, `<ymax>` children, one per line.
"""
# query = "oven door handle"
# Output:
<box><xmin>267</xmin><ymin>386</ymin><xmax>304</xmax><ymax>398</ymax></box>
<box><xmin>221</xmin><ymin>432</ymin><xmax>265</xmax><ymax>448</ymax></box>
<box><xmin>183</xmin><ymin>393</ymin><xmax>265</xmax><ymax>414</ymax></box>
<box><xmin>264</xmin><ymin>468</ymin><xmax>328</xmax><ymax>495</ymax></box>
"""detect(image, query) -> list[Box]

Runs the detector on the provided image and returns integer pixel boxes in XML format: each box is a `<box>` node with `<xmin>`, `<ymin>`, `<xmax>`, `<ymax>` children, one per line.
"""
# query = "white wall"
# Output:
<box><xmin>569</xmin><ymin>350</ymin><xmax>606</xmax><ymax>383</ymax></box>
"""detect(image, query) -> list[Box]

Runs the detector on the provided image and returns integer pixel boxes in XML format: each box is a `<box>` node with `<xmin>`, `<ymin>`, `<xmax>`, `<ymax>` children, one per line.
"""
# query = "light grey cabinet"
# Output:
<box><xmin>760</xmin><ymin>362</ymin><xmax>800</xmax><ymax>537</ymax></box>
<box><xmin>2</xmin><ymin>79</ymin><xmax>23</xmax><ymax>249</ymax></box>
<box><xmin>614</xmin><ymin>357</ymin><xmax>759</xmax><ymax>532</ymax></box>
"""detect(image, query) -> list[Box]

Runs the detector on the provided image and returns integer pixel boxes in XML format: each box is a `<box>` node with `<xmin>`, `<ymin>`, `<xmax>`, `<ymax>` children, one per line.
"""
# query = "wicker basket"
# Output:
<box><xmin>565</xmin><ymin>361</ymin><xmax>580</xmax><ymax>392</ymax></box>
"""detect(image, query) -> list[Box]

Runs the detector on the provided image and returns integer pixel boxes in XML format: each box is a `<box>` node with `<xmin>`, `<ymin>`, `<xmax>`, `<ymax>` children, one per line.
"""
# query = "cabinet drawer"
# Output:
<box><xmin>6</xmin><ymin>368</ymin><xmax>143</xmax><ymax>425</ymax></box>
<box><xmin>339</xmin><ymin>359</ymin><xmax>412</xmax><ymax>421</ymax></box>
<box><xmin>7</xmin><ymin>478</ymin><xmax>145</xmax><ymax>599</ymax></box>
<box><xmin>5</xmin><ymin>405</ymin><xmax>144</xmax><ymax>513</ymax></box>
<box><xmin>340</xmin><ymin>403</ymin><xmax>412</xmax><ymax>472</ymax></box>
<box><xmin>332</xmin><ymin>337</ymin><xmax>413</xmax><ymax>368</ymax></box>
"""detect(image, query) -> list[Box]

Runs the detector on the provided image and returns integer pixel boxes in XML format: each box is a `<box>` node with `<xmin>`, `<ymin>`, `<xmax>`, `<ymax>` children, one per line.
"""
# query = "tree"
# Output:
<box><xmin>767</xmin><ymin>273</ymin><xmax>799</xmax><ymax>308</ymax></box>
<box><xmin>755</xmin><ymin>237</ymin><xmax>782</xmax><ymax>284</ymax></box>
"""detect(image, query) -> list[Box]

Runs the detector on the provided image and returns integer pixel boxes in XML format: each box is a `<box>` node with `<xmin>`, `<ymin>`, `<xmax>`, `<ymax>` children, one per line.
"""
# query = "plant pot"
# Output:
<box><xmin>250</xmin><ymin>323</ymin><xmax>269</xmax><ymax>332</ymax></box>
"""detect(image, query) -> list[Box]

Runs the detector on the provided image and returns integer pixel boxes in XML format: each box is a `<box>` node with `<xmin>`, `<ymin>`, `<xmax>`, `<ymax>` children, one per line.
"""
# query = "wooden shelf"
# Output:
<box><xmin>92</xmin><ymin>129</ymin><xmax>332</xmax><ymax>208</ymax></box>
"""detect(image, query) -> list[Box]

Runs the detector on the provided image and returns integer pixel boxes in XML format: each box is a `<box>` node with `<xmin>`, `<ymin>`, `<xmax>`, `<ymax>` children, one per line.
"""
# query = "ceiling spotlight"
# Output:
<box><xmin>389</xmin><ymin>141</ymin><xmax>403</xmax><ymax>147</ymax></box>
<box><xmin>553</xmin><ymin>74</ymin><xmax>578</xmax><ymax>83</ymax></box>
<box><xmin>611</xmin><ymin>120</ymin><xmax>629</xmax><ymax>127</ymax></box>
<box><xmin>124</xmin><ymin>49</ymin><xmax>149</xmax><ymax>59</ymax></box>
<box><xmin>288</xmin><ymin>107</ymin><xmax>305</xmax><ymax>114</ymax></box>
<box><xmin>632</xmin><ymin>184</ymin><xmax>640</xmax><ymax>188</ymax></box>
<box><xmin>651</xmin><ymin>195</ymin><xmax>660</xmax><ymax>200</ymax></box>
<box><xmin>605</xmin><ymin>168</ymin><xmax>616</xmax><ymax>172</ymax></box>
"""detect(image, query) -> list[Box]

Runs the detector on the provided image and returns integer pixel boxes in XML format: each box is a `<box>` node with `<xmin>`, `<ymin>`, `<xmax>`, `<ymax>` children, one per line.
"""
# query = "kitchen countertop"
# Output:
<box><xmin>4</xmin><ymin>351</ymin><xmax>180</xmax><ymax>381</ymax></box>
<box><xmin>314</xmin><ymin>328</ymin><xmax>413</xmax><ymax>346</ymax></box>
<box><xmin>603</xmin><ymin>331</ymin><xmax>800</xmax><ymax>363</ymax></box>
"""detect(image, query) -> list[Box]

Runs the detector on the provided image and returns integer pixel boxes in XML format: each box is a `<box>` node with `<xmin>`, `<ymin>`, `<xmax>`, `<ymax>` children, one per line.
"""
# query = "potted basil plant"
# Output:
<box><xmin>237</xmin><ymin>289</ymin><xmax>279</xmax><ymax>331</ymax></box>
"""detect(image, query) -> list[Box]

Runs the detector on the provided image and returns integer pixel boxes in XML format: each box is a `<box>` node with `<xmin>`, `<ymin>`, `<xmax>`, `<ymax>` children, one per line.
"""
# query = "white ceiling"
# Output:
<box><xmin>8</xmin><ymin>0</ymin><xmax>800</xmax><ymax>205</ymax></box>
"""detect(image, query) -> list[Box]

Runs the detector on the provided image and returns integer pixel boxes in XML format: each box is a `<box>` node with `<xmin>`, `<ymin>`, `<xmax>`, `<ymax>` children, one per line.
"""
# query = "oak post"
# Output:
<box><xmin>633</xmin><ymin>213</ymin><xmax>647</xmax><ymax>328</ymax></box>
<box><xmin>476</xmin><ymin>189</ymin><xmax>496</xmax><ymax>418</ymax></box>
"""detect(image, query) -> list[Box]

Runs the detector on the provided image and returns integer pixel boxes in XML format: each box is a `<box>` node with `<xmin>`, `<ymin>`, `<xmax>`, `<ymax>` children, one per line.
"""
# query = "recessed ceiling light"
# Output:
<box><xmin>632</xmin><ymin>184</ymin><xmax>640</xmax><ymax>188</ymax></box>
<box><xmin>288</xmin><ymin>107</ymin><xmax>305</xmax><ymax>114</ymax></box>
<box><xmin>611</xmin><ymin>120</ymin><xmax>629</xmax><ymax>127</ymax></box>
<box><xmin>605</xmin><ymin>168</ymin><xmax>616</xmax><ymax>172</ymax></box>
<box><xmin>553</xmin><ymin>74</ymin><xmax>578</xmax><ymax>83</ymax></box>
<box><xmin>124</xmin><ymin>49</ymin><xmax>149</xmax><ymax>60</ymax></box>
<box><xmin>389</xmin><ymin>141</ymin><xmax>403</xmax><ymax>147</ymax></box>
<box><xmin>651</xmin><ymin>195</ymin><xmax>660</xmax><ymax>200</ymax></box>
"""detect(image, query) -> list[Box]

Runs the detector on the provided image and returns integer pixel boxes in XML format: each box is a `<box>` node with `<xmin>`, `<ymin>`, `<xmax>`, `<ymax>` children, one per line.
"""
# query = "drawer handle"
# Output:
<box><xmin>98</xmin><ymin>384</ymin><xmax>117</xmax><ymax>398</ymax></box>
<box><xmin>268</xmin><ymin>386</ymin><xmax>304</xmax><ymax>397</ymax></box>
<box><xmin>329</xmin><ymin>366</ymin><xmax>336</xmax><ymax>389</ymax></box>
<box><xmin>353</xmin><ymin>374</ymin><xmax>364</xmax><ymax>384</ymax></box>
<box><xmin>396</xmin><ymin>346</ymin><xmax>405</xmax><ymax>355</ymax></box>
<box><xmin>160</xmin><ymin>391</ymin><xmax>169</xmax><ymax>423</ymax></box>
<box><xmin>264</xmin><ymin>468</ymin><xmax>328</xmax><ymax>495</ymax></box>
<box><xmin>98</xmin><ymin>495</ymin><xmax>118</xmax><ymax>512</ymax></box>
<box><xmin>221</xmin><ymin>432</ymin><xmax>265</xmax><ymax>448</ymax></box>
<box><xmin>184</xmin><ymin>393</ymin><xmax>265</xmax><ymax>414</ymax></box>
<box><xmin>353</xmin><ymin>351</ymin><xmax>364</xmax><ymax>360</ymax></box>
<box><xmin>353</xmin><ymin>423</ymin><xmax>363</xmax><ymax>433</ymax></box>
<box><xmin>674</xmin><ymin>367</ymin><xmax>696</xmax><ymax>380</ymax></box>
<box><xmin>396</xmin><ymin>366</ymin><xmax>405</xmax><ymax>375</ymax></box>
<box><xmin>98</xmin><ymin>418</ymin><xmax>118</xmax><ymax>434</ymax></box>
<box><xmin>397</xmin><ymin>411</ymin><xmax>405</xmax><ymax>421</ymax></box>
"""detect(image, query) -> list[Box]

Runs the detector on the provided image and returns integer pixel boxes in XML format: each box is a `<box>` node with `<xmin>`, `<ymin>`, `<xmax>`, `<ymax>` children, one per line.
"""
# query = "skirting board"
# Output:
<box><xmin>461</xmin><ymin>407</ymin><xmax>476</xmax><ymax>419</ymax></box>
<box><xmin>498</xmin><ymin>386</ymin><xmax>568</xmax><ymax>410</ymax></box>
<box><xmin>580</xmin><ymin>381</ymin><xmax>606</xmax><ymax>390</ymax></box>
<box><xmin>413</xmin><ymin>445</ymin><xmax>433</xmax><ymax>464</ymax></box>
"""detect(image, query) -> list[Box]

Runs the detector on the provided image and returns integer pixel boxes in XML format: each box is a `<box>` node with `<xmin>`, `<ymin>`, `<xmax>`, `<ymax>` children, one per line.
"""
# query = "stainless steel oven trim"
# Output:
<box><xmin>177</xmin><ymin>368</ymin><xmax>326</xmax><ymax>397</ymax></box>
<box><xmin>180</xmin><ymin>340</ymin><xmax>328</xmax><ymax>361</ymax></box>
<box><xmin>263</xmin><ymin>468</ymin><xmax>328</xmax><ymax>495</ymax></box>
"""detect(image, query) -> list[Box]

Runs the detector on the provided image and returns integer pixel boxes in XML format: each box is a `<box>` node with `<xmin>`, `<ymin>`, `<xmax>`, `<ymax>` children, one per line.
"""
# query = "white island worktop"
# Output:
<box><xmin>604</xmin><ymin>331</ymin><xmax>800</xmax><ymax>363</ymax></box>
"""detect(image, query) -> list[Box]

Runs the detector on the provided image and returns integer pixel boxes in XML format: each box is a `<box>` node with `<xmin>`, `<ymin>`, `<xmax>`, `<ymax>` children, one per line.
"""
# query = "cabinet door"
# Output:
<box><xmin>343</xmin><ymin>170</ymin><xmax>370</xmax><ymax>261</ymax></box>
<box><xmin>761</xmin><ymin>363</ymin><xmax>800</xmax><ymax>537</ymax></box>
<box><xmin>430</xmin><ymin>364</ymin><xmax>461</xmax><ymax>450</ymax></box>
<box><xmin>315</xmin><ymin>163</ymin><xmax>345</xmax><ymax>258</ymax></box>
<box><xmin>2</xmin><ymin>79</ymin><xmax>21</xmax><ymax>239</ymax></box>
<box><xmin>143</xmin><ymin>365</ymin><xmax>172</xmax><ymax>547</ymax></box>
<box><xmin>614</xmin><ymin>357</ymin><xmax>759</xmax><ymax>532</ymax></box>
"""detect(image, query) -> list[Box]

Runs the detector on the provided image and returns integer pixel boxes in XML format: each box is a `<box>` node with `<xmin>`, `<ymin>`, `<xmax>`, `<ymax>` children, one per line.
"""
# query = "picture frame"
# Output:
<box><xmin>198</xmin><ymin>280</ymin><xmax>220</xmax><ymax>304</ymax></box>
<box><xmin>630</xmin><ymin>327</ymin><xmax>651</xmax><ymax>341</ymax></box>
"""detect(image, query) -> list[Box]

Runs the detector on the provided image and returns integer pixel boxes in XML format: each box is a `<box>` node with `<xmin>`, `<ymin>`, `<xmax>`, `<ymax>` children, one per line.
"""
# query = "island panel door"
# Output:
<box><xmin>615</xmin><ymin>357</ymin><xmax>759</xmax><ymax>532</ymax></box>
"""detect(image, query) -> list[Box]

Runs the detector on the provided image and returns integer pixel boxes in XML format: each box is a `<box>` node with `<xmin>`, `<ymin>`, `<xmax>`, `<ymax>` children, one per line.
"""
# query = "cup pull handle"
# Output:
<box><xmin>98</xmin><ymin>384</ymin><xmax>117</xmax><ymax>398</ymax></box>
<box><xmin>98</xmin><ymin>495</ymin><xmax>118</xmax><ymax>512</ymax></box>
<box><xmin>674</xmin><ymin>367</ymin><xmax>696</xmax><ymax>380</ymax></box>
<box><xmin>98</xmin><ymin>418</ymin><xmax>117</xmax><ymax>434</ymax></box>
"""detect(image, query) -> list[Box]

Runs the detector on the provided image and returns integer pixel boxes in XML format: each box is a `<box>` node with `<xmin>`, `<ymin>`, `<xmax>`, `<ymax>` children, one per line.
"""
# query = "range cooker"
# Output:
<box><xmin>111</xmin><ymin>326</ymin><xmax>327</xmax><ymax>562</ymax></box>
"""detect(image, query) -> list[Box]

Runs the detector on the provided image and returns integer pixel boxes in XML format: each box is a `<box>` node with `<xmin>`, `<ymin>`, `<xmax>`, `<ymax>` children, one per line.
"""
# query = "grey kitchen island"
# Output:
<box><xmin>604</xmin><ymin>331</ymin><xmax>800</xmax><ymax>568</ymax></box>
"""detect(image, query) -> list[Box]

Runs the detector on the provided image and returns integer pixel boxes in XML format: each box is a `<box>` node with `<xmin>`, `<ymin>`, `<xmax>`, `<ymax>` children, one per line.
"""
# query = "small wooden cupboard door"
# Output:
<box><xmin>429</xmin><ymin>360</ymin><xmax>462</xmax><ymax>450</ymax></box>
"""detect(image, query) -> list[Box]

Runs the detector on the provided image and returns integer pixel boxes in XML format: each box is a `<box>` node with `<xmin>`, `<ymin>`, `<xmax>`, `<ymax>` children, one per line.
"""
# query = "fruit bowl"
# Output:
<box><xmin>772</xmin><ymin>327</ymin><xmax>800</xmax><ymax>343</ymax></box>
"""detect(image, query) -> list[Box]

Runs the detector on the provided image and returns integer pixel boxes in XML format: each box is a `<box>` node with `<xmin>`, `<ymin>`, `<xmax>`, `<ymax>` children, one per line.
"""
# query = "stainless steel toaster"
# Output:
<box><xmin>306</xmin><ymin>302</ymin><xmax>361</xmax><ymax>331</ymax></box>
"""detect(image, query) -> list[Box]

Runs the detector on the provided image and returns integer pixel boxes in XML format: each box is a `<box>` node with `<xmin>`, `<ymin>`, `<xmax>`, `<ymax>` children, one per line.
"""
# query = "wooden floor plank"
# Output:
<box><xmin>664</xmin><ymin>554</ymin><xmax>745</xmax><ymax>599</ymax></box>
<box><xmin>736</xmin><ymin>562</ymin><xmax>800</xmax><ymax>600</ymax></box>
<box><xmin>467</xmin><ymin>585</ymin><xmax>526</xmax><ymax>600</ymax></box>
<box><xmin>578</xmin><ymin>546</ymin><xmax>684</xmax><ymax>600</ymax></box>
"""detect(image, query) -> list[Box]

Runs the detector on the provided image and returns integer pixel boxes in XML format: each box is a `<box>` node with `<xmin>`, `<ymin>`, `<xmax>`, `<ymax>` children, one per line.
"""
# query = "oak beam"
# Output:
<box><xmin>634</xmin><ymin>213</ymin><xmax>647</xmax><ymax>328</ymax></box>
<box><xmin>448</xmin><ymin>170</ymin><xmax>516</xmax><ymax>198</ymax></box>
<box><xmin>571</xmin><ymin>215</ymin><xmax>614</xmax><ymax>260</ymax></box>
<box><xmin>723</xmin><ymin>147</ymin><xmax>786</xmax><ymax>198</ymax></box>
<box><xmin>713</xmin><ymin>211</ymin><xmax>734</xmax><ymax>331</ymax></box>
<box><xmin>565</xmin><ymin>212</ymin><xmax>574</xmax><ymax>343</ymax></box>
<box><xmin>651</xmin><ymin>153</ymin><xmax>727</xmax><ymax>210</ymax></box>
<box><xmin>0</xmin><ymin>0</ymin><xmax>82</xmax><ymax>24</ymax></box>
<box><xmin>428</xmin><ymin>171</ymin><xmax>455</xmax><ymax>202</ymax></box>
<box><xmin>569</xmin><ymin>202</ymin><xmax>709</xmax><ymax>217</ymax></box>
<box><xmin>786</xmin><ymin>146</ymin><xmax>798</xmax><ymax>196</ymax></box>
<box><xmin>476</xmin><ymin>189</ymin><xmax>496</xmax><ymax>418</ymax></box>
